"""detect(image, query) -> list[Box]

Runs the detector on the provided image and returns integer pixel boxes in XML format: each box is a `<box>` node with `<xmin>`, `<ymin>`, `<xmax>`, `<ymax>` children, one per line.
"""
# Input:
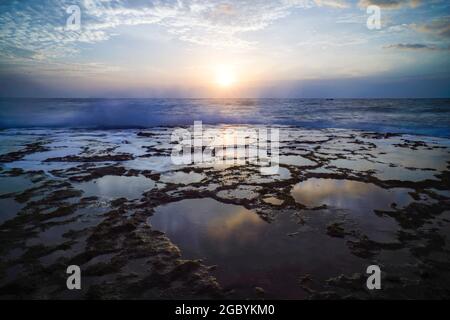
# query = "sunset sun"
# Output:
<box><xmin>215</xmin><ymin>65</ymin><xmax>237</xmax><ymax>88</ymax></box>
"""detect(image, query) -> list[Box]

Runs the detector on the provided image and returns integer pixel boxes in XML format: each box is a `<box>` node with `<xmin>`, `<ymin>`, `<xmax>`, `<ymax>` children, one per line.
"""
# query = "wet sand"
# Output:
<box><xmin>0</xmin><ymin>126</ymin><xmax>449</xmax><ymax>299</ymax></box>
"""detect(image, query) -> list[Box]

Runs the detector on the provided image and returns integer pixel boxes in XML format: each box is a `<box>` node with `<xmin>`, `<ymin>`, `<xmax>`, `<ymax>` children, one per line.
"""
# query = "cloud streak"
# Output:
<box><xmin>411</xmin><ymin>17</ymin><xmax>450</xmax><ymax>39</ymax></box>
<box><xmin>358</xmin><ymin>0</ymin><xmax>422</xmax><ymax>9</ymax></box>
<box><xmin>383</xmin><ymin>43</ymin><xmax>449</xmax><ymax>51</ymax></box>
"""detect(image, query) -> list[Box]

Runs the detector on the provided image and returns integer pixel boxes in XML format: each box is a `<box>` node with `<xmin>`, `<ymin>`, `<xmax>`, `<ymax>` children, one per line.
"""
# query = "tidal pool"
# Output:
<box><xmin>77</xmin><ymin>175</ymin><xmax>156</xmax><ymax>200</ymax></box>
<box><xmin>0</xmin><ymin>175</ymin><xmax>33</xmax><ymax>223</ymax></box>
<box><xmin>291</xmin><ymin>178</ymin><xmax>415</xmax><ymax>242</ymax></box>
<box><xmin>329</xmin><ymin>158</ymin><xmax>439</xmax><ymax>182</ymax></box>
<box><xmin>0</xmin><ymin>175</ymin><xmax>33</xmax><ymax>195</ymax></box>
<box><xmin>149</xmin><ymin>198</ymin><xmax>362</xmax><ymax>298</ymax></box>
<box><xmin>291</xmin><ymin>178</ymin><xmax>413</xmax><ymax>210</ymax></box>
<box><xmin>0</xmin><ymin>198</ymin><xmax>24</xmax><ymax>224</ymax></box>
<box><xmin>159</xmin><ymin>171</ymin><xmax>205</xmax><ymax>185</ymax></box>
<box><xmin>279</xmin><ymin>155</ymin><xmax>317</xmax><ymax>167</ymax></box>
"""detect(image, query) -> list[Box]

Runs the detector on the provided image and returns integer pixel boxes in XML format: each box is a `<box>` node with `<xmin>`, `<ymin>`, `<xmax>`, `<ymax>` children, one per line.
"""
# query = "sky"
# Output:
<box><xmin>0</xmin><ymin>0</ymin><xmax>449</xmax><ymax>98</ymax></box>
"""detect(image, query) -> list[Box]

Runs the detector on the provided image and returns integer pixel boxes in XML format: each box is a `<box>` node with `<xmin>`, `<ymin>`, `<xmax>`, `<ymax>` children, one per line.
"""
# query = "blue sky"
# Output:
<box><xmin>0</xmin><ymin>0</ymin><xmax>449</xmax><ymax>98</ymax></box>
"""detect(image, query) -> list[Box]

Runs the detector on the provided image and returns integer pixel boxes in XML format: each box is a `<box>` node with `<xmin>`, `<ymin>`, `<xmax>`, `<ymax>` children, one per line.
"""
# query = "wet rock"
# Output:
<box><xmin>326</xmin><ymin>222</ymin><xmax>347</xmax><ymax>238</ymax></box>
<box><xmin>137</xmin><ymin>132</ymin><xmax>157</xmax><ymax>137</ymax></box>
<box><xmin>69</xmin><ymin>166</ymin><xmax>127</xmax><ymax>182</ymax></box>
<box><xmin>255</xmin><ymin>287</ymin><xmax>265</xmax><ymax>297</ymax></box>
<box><xmin>327</xmin><ymin>273</ymin><xmax>365</xmax><ymax>291</ymax></box>
<box><xmin>45</xmin><ymin>154</ymin><xmax>134</xmax><ymax>162</ymax></box>
<box><xmin>0</xmin><ymin>142</ymin><xmax>49</xmax><ymax>163</ymax></box>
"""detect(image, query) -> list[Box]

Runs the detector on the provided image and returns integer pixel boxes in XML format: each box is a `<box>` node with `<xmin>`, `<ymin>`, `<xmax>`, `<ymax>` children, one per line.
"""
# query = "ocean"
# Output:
<box><xmin>1</xmin><ymin>98</ymin><xmax>449</xmax><ymax>137</ymax></box>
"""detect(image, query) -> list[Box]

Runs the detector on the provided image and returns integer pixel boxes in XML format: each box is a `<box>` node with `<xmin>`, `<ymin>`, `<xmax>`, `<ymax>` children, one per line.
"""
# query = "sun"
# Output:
<box><xmin>215</xmin><ymin>65</ymin><xmax>236</xmax><ymax>88</ymax></box>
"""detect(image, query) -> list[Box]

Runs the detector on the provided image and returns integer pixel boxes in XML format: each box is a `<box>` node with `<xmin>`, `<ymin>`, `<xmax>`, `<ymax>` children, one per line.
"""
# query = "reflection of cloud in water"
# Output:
<box><xmin>150</xmin><ymin>198</ymin><xmax>360</xmax><ymax>298</ymax></box>
<box><xmin>206</xmin><ymin>208</ymin><xmax>266</xmax><ymax>243</ymax></box>
<box><xmin>150</xmin><ymin>199</ymin><xmax>267</xmax><ymax>252</ymax></box>
<box><xmin>292</xmin><ymin>178</ymin><xmax>416</xmax><ymax>243</ymax></box>
<box><xmin>160</xmin><ymin>171</ymin><xmax>205</xmax><ymax>185</ymax></box>
<box><xmin>291</xmin><ymin>178</ymin><xmax>413</xmax><ymax>211</ymax></box>
<box><xmin>292</xmin><ymin>179</ymin><xmax>370</xmax><ymax>205</ymax></box>
<box><xmin>77</xmin><ymin>175</ymin><xmax>156</xmax><ymax>199</ymax></box>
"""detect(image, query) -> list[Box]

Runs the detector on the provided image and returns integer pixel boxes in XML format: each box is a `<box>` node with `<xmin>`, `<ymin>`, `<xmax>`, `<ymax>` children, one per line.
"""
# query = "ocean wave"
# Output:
<box><xmin>0</xmin><ymin>98</ymin><xmax>449</xmax><ymax>138</ymax></box>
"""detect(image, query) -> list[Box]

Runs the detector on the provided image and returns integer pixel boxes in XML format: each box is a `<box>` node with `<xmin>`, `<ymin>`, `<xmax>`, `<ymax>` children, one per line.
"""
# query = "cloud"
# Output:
<box><xmin>411</xmin><ymin>17</ymin><xmax>450</xmax><ymax>39</ymax></box>
<box><xmin>383</xmin><ymin>43</ymin><xmax>449</xmax><ymax>51</ymax></box>
<box><xmin>336</xmin><ymin>13</ymin><xmax>366</xmax><ymax>24</ymax></box>
<box><xmin>0</xmin><ymin>0</ymin><xmax>349</xmax><ymax>62</ymax></box>
<box><xmin>358</xmin><ymin>0</ymin><xmax>422</xmax><ymax>9</ymax></box>
<box><xmin>314</xmin><ymin>0</ymin><xmax>349</xmax><ymax>8</ymax></box>
<box><xmin>386</xmin><ymin>24</ymin><xmax>410</xmax><ymax>33</ymax></box>
<box><xmin>0</xmin><ymin>0</ymin><xmax>107</xmax><ymax>61</ymax></box>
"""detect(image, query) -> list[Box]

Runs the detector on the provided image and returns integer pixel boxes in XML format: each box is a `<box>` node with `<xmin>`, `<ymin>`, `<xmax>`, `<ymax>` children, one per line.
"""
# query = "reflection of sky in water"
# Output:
<box><xmin>123</xmin><ymin>157</ymin><xmax>174</xmax><ymax>172</ymax></box>
<box><xmin>291</xmin><ymin>178</ymin><xmax>415</xmax><ymax>242</ymax></box>
<box><xmin>0</xmin><ymin>175</ymin><xmax>33</xmax><ymax>195</ymax></box>
<box><xmin>291</xmin><ymin>179</ymin><xmax>413</xmax><ymax>210</ymax></box>
<box><xmin>0</xmin><ymin>144</ymin><xmax>23</xmax><ymax>156</ymax></box>
<box><xmin>77</xmin><ymin>175</ymin><xmax>156</xmax><ymax>199</ymax></box>
<box><xmin>279</xmin><ymin>155</ymin><xmax>317</xmax><ymax>167</ymax></box>
<box><xmin>0</xmin><ymin>132</ymin><xmax>42</xmax><ymax>155</ymax></box>
<box><xmin>245</xmin><ymin>166</ymin><xmax>291</xmax><ymax>184</ymax></box>
<box><xmin>377</xmin><ymin>147</ymin><xmax>449</xmax><ymax>171</ymax></box>
<box><xmin>149</xmin><ymin>198</ymin><xmax>362</xmax><ymax>298</ymax></box>
<box><xmin>2</xmin><ymin>160</ymin><xmax>87</xmax><ymax>174</ymax></box>
<box><xmin>329</xmin><ymin>158</ymin><xmax>440</xmax><ymax>182</ymax></box>
<box><xmin>0</xmin><ymin>175</ymin><xmax>45</xmax><ymax>224</ymax></box>
<box><xmin>159</xmin><ymin>171</ymin><xmax>205</xmax><ymax>185</ymax></box>
<box><xmin>22</xmin><ymin>148</ymin><xmax>82</xmax><ymax>161</ymax></box>
<box><xmin>0</xmin><ymin>198</ymin><xmax>24</xmax><ymax>224</ymax></box>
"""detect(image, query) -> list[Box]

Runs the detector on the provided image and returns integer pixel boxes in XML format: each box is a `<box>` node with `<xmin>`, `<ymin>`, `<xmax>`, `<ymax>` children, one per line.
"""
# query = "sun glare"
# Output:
<box><xmin>215</xmin><ymin>65</ymin><xmax>236</xmax><ymax>88</ymax></box>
